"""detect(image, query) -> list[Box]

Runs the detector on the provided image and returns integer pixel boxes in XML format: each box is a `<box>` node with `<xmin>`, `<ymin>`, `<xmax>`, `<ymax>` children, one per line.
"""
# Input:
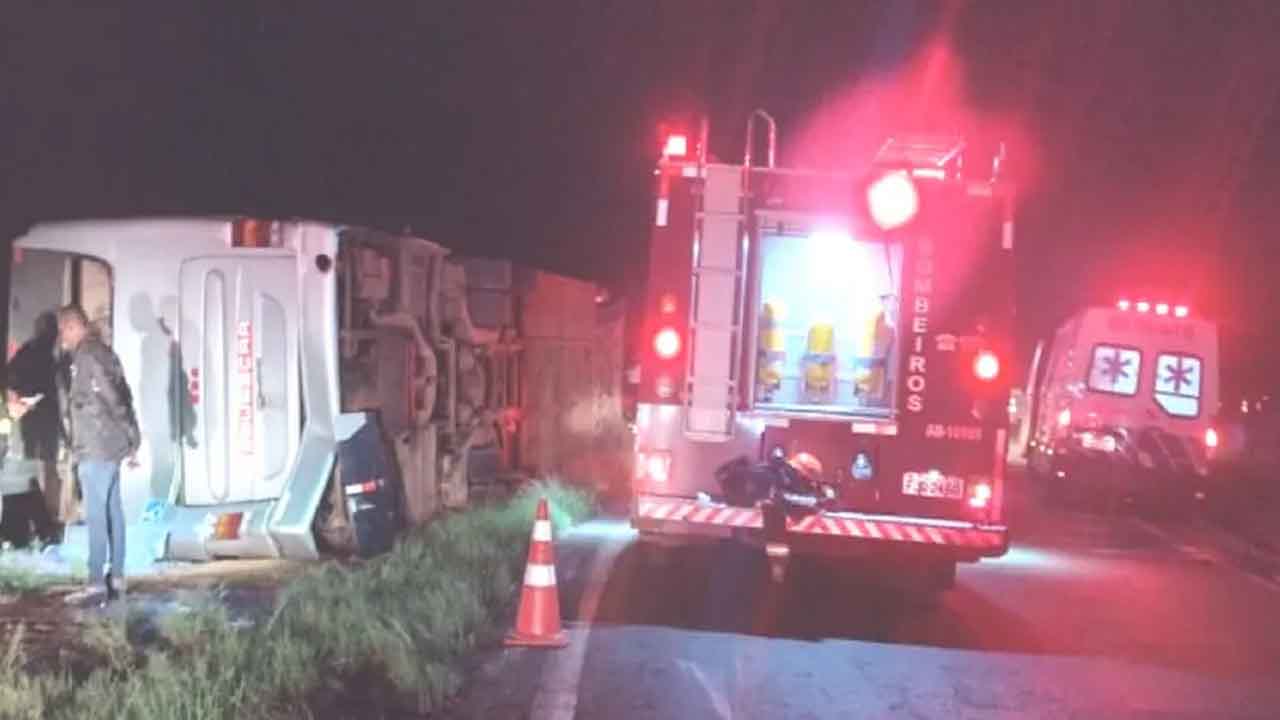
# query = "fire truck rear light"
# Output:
<box><xmin>636</xmin><ymin>451</ymin><xmax>672</xmax><ymax>484</ymax></box>
<box><xmin>1136</xmin><ymin>301</ymin><xmax>1151</xmax><ymax>313</ymax></box>
<box><xmin>659</xmin><ymin>293</ymin><xmax>678</xmax><ymax>315</ymax></box>
<box><xmin>1205</xmin><ymin>428</ymin><xmax>1219</xmax><ymax>449</ymax></box>
<box><xmin>654</xmin><ymin>375</ymin><xmax>675</xmax><ymax>399</ymax></box>
<box><xmin>663</xmin><ymin>134</ymin><xmax>688</xmax><ymax>158</ymax></box>
<box><xmin>654</xmin><ymin>327</ymin><xmax>681</xmax><ymax>359</ymax></box>
<box><xmin>968</xmin><ymin>482</ymin><xmax>993</xmax><ymax>509</ymax></box>
<box><xmin>1117</xmin><ymin>299</ymin><xmax>1131</xmax><ymax>311</ymax></box>
<box><xmin>1174</xmin><ymin>305</ymin><xmax>1189</xmax><ymax>318</ymax></box>
<box><xmin>866</xmin><ymin>171</ymin><xmax>920</xmax><ymax>231</ymax></box>
<box><xmin>1155</xmin><ymin>303</ymin><xmax>1169</xmax><ymax>316</ymax></box>
<box><xmin>974</xmin><ymin>351</ymin><xmax>1000</xmax><ymax>381</ymax></box>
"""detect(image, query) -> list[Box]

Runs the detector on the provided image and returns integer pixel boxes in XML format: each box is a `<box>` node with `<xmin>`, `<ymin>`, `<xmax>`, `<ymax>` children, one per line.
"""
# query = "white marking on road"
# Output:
<box><xmin>528</xmin><ymin>523</ymin><xmax>630</xmax><ymax>720</ymax></box>
<box><xmin>677</xmin><ymin>659</ymin><xmax>733</xmax><ymax>720</ymax></box>
<box><xmin>1134</xmin><ymin>518</ymin><xmax>1280</xmax><ymax>593</ymax></box>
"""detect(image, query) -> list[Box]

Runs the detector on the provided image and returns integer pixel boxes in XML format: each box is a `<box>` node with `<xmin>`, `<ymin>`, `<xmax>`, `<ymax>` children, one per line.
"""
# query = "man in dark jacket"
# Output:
<box><xmin>57</xmin><ymin>305</ymin><xmax>139</xmax><ymax>605</ymax></box>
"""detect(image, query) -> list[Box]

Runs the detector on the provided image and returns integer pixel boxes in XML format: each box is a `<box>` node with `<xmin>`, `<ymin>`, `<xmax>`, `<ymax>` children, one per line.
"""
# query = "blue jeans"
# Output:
<box><xmin>78</xmin><ymin>459</ymin><xmax>126</xmax><ymax>589</ymax></box>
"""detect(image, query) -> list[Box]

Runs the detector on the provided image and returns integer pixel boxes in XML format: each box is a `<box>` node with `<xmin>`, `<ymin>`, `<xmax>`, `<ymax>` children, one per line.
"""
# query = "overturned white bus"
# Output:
<box><xmin>2</xmin><ymin>218</ymin><xmax>627</xmax><ymax>569</ymax></box>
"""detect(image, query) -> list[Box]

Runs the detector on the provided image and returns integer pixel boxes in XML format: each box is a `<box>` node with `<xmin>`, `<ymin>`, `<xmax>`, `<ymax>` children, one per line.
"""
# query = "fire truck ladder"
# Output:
<box><xmin>681</xmin><ymin>110</ymin><xmax>774</xmax><ymax>441</ymax></box>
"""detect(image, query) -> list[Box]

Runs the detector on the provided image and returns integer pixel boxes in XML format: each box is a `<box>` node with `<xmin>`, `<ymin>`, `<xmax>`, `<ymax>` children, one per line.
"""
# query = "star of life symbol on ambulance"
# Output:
<box><xmin>1088</xmin><ymin>346</ymin><xmax>1140</xmax><ymax>396</ymax></box>
<box><xmin>1154</xmin><ymin>353</ymin><xmax>1201</xmax><ymax>418</ymax></box>
<box><xmin>236</xmin><ymin>320</ymin><xmax>255</xmax><ymax>455</ymax></box>
<box><xmin>1099</xmin><ymin>351</ymin><xmax>1133</xmax><ymax>386</ymax></box>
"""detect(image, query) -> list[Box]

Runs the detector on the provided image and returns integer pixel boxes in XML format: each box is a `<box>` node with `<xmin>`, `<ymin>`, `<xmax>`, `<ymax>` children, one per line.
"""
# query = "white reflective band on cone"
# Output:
<box><xmin>524</xmin><ymin>563</ymin><xmax>557</xmax><ymax>588</ymax></box>
<box><xmin>532</xmin><ymin>519</ymin><xmax>553</xmax><ymax>543</ymax></box>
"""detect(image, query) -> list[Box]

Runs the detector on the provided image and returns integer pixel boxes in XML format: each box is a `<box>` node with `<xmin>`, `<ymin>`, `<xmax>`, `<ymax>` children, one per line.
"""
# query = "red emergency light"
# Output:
<box><xmin>653</xmin><ymin>327</ymin><xmax>681</xmax><ymax>359</ymax></box>
<box><xmin>663</xmin><ymin>134</ymin><xmax>688</xmax><ymax>158</ymax></box>
<box><xmin>865</xmin><ymin>171</ymin><xmax>920</xmax><ymax>231</ymax></box>
<box><xmin>973</xmin><ymin>351</ymin><xmax>1000</xmax><ymax>382</ymax></box>
<box><xmin>1117</xmin><ymin>298</ymin><xmax>1191</xmax><ymax>318</ymax></box>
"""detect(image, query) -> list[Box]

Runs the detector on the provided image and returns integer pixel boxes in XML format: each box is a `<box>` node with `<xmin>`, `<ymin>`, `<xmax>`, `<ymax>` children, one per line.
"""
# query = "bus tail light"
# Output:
<box><xmin>231</xmin><ymin>218</ymin><xmax>282</xmax><ymax>248</ymax></box>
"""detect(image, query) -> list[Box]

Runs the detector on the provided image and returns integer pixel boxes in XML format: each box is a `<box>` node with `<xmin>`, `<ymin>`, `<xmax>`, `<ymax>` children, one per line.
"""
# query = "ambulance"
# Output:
<box><xmin>1023</xmin><ymin>300</ymin><xmax>1220</xmax><ymax>509</ymax></box>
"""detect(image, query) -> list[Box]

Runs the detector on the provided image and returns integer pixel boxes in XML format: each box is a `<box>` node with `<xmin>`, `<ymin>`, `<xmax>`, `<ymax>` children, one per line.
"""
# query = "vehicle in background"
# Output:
<box><xmin>631</xmin><ymin>110</ymin><xmax>1016</xmax><ymax>589</ymax></box>
<box><xmin>1022</xmin><ymin>300</ymin><xmax>1220</xmax><ymax>511</ymax></box>
<box><xmin>2</xmin><ymin>218</ymin><xmax>626</xmax><ymax>569</ymax></box>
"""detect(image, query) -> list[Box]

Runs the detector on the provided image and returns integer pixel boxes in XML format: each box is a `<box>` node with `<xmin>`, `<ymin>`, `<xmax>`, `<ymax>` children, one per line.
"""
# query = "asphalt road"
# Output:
<box><xmin>451</xmin><ymin>474</ymin><xmax>1280</xmax><ymax>719</ymax></box>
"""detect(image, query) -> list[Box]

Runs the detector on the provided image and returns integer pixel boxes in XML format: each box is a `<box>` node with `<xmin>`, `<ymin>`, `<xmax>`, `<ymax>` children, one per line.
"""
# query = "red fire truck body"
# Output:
<box><xmin>631</xmin><ymin>112</ymin><xmax>1016</xmax><ymax>585</ymax></box>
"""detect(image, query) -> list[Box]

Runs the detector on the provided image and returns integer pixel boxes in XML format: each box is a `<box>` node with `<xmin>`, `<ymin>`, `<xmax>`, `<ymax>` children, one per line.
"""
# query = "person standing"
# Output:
<box><xmin>1</xmin><ymin>312</ymin><xmax>62</xmax><ymax>546</ymax></box>
<box><xmin>56</xmin><ymin>305</ymin><xmax>139</xmax><ymax>606</ymax></box>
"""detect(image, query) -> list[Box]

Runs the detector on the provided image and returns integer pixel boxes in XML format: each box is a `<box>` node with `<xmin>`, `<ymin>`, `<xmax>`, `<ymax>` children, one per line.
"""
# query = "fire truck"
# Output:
<box><xmin>631</xmin><ymin>111</ymin><xmax>1016</xmax><ymax>588</ymax></box>
<box><xmin>1022</xmin><ymin>300</ymin><xmax>1220</xmax><ymax>511</ymax></box>
<box><xmin>2</xmin><ymin>218</ymin><xmax>627</xmax><ymax>567</ymax></box>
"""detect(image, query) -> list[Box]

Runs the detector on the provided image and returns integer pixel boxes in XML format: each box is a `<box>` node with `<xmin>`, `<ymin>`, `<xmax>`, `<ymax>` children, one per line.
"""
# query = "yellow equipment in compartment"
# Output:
<box><xmin>854</xmin><ymin>298</ymin><xmax>894</xmax><ymax>399</ymax></box>
<box><xmin>757</xmin><ymin>301</ymin><xmax>786</xmax><ymax>399</ymax></box>
<box><xmin>802</xmin><ymin>322</ymin><xmax>836</xmax><ymax>402</ymax></box>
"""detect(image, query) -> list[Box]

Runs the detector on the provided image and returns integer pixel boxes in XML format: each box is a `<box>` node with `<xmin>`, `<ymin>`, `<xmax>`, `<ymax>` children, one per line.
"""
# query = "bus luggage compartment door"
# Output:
<box><xmin>180</xmin><ymin>257</ymin><xmax>300</xmax><ymax>506</ymax></box>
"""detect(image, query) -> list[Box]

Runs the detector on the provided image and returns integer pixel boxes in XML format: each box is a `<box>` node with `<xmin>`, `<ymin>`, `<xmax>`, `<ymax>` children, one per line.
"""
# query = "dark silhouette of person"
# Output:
<box><xmin>1</xmin><ymin>312</ymin><xmax>60</xmax><ymax>545</ymax></box>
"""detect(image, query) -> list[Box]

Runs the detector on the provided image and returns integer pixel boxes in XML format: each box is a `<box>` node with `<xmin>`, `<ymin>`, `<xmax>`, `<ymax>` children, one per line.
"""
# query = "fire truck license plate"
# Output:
<box><xmin>902</xmin><ymin>472</ymin><xmax>964</xmax><ymax>499</ymax></box>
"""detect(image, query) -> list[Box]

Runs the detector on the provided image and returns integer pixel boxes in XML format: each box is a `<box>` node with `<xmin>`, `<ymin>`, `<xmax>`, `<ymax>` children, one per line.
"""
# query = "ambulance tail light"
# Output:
<box><xmin>974</xmin><ymin>351</ymin><xmax>1000</xmax><ymax>382</ymax></box>
<box><xmin>1205</xmin><ymin>427</ymin><xmax>1219</xmax><ymax>450</ymax></box>
<box><xmin>653</xmin><ymin>327</ymin><xmax>682</xmax><ymax>360</ymax></box>
<box><xmin>635</xmin><ymin>450</ymin><xmax>672</xmax><ymax>485</ymax></box>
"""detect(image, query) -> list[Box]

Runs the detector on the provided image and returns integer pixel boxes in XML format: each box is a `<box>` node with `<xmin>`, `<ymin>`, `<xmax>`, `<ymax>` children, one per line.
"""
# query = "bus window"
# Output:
<box><xmin>1087</xmin><ymin>344</ymin><xmax>1141</xmax><ymax>396</ymax></box>
<box><xmin>1154</xmin><ymin>353</ymin><xmax>1202</xmax><ymax>418</ymax></box>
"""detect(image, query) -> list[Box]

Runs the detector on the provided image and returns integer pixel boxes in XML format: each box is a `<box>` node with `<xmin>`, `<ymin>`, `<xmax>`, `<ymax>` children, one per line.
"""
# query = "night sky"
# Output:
<box><xmin>3</xmin><ymin>1</ymin><xmax>1279</xmax><ymax>394</ymax></box>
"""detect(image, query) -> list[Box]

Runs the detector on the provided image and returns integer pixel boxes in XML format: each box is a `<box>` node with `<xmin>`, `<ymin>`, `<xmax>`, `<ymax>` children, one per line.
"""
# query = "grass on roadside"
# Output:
<box><xmin>0</xmin><ymin>545</ymin><xmax>81</xmax><ymax>595</ymax></box>
<box><xmin>1</xmin><ymin>479</ymin><xmax>595</xmax><ymax>719</ymax></box>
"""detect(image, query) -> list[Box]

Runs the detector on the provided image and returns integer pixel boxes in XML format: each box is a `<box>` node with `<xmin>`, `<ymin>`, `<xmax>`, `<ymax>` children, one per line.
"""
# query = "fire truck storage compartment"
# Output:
<box><xmin>752</xmin><ymin>230</ymin><xmax>903</xmax><ymax>417</ymax></box>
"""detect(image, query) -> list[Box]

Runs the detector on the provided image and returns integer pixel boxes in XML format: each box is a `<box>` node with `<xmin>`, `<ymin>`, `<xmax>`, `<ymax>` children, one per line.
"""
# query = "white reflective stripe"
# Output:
<box><xmin>655</xmin><ymin>198</ymin><xmax>670</xmax><ymax>227</ymax></box>
<box><xmin>532</xmin><ymin>520</ymin><xmax>553</xmax><ymax>543</ymax></box>
<box><xmin>524</xmin><ymin>563</ymin><xmax>557</xmax><ymax>588</ymax></box>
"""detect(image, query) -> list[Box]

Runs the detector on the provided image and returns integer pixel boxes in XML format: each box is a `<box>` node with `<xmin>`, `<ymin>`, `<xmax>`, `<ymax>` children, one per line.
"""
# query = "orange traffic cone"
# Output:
<box><xmin>506</xmin><ymin>497</ymin><xmax>569</xmax><ymax>648</ymax></box>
